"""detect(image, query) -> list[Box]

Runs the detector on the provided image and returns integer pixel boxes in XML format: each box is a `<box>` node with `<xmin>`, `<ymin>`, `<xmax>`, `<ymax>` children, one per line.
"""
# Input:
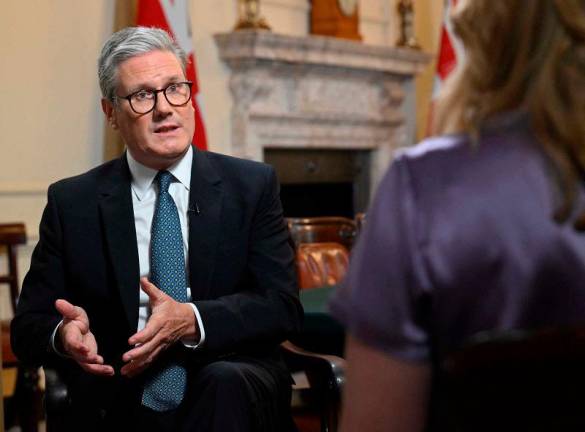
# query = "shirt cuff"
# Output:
<box><xmin>50</xmin><ymin>320</ymin><xmax>71</xmax><ymax>358</ymax></box>
<box><xmin>181</xmin><ymin>302</ymin><xmax>206</xmax><ymax>349</ymax></box>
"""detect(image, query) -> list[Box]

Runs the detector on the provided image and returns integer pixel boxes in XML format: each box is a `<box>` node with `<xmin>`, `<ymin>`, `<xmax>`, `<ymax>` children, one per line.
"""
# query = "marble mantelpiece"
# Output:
<box><xmin>214</xmin><ymin>30</ymin><xmax>430</xmax><ymax>191</ymax></box>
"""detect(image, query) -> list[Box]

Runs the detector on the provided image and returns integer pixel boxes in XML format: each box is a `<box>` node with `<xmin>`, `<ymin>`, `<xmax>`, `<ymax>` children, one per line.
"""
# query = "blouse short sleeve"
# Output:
<box><xmin>329</xmin><ymin>154</ymin><xmax>432</xmax><ymax>362</ymax></box>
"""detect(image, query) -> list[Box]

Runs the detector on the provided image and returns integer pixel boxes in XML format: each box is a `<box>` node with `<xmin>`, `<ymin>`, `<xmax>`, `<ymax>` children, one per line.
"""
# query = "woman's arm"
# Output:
<box><xmin>339</xmin><ymin>335</ymin><xmax>432</xmax><ymax>432</ymax></box>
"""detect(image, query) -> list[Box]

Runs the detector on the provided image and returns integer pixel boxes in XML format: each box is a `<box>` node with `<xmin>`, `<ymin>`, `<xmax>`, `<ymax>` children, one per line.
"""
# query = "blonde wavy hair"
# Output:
<box><xmin>433</xmin><ymin>0</ymin><xmax>585</xmax><ymax>223</ymax></box>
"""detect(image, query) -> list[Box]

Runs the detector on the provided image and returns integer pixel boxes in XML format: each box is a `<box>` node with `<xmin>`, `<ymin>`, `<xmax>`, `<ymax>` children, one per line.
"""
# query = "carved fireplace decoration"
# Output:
<box><xmin>396</xmin><ymin>0</ymin><xmax>420</xmax><ymax>49</ymax></box>
<box><xmin>234</xmin><ymin>0</ymin><xmax>271</xmax><ymax>31</ymax></box>
<box><xmin>214</xmin><ymin>31</ymin><xmax>429</xmax><ymax>209</ymax></box>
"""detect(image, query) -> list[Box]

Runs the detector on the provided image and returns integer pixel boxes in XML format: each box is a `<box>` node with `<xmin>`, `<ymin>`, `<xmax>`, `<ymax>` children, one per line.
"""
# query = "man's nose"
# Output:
<box><xmin>153</xmin><ymin>92</ymin><xmax>173</xmax><ymax>117</ymax></box>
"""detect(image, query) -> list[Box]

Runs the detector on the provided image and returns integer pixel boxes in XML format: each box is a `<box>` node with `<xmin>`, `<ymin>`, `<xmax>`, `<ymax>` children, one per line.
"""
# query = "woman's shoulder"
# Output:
<box><xmin>398</xmin><ymin>133</ymin><xmax>468</xmax><ymax>161</ymax></box>
<box><xmin>396</xmin><ymin>120</ymin><xmax>543</xmax><ymax>188</ymax></box>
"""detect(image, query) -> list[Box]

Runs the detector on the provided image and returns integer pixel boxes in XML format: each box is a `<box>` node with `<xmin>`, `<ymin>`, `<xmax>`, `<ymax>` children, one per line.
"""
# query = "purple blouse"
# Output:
<box><xmin>330</xmin><ymin>114</ymin><xmax>585</xmax><ymax>363</ymax></box>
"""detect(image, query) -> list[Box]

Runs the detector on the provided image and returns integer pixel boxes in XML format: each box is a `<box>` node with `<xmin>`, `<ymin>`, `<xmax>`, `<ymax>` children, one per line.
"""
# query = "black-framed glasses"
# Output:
<box><xmin>117</xmin><ymin>81</ymin><xmax>193</xmax><ymax>114</ymax></box>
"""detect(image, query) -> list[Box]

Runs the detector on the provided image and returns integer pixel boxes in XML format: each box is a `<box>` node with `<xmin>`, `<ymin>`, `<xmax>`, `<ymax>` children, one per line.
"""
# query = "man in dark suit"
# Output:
<box><xmin>11</xmin><ymin>27</ymin><xmax>302</xmax><ymax>431</ymax></box>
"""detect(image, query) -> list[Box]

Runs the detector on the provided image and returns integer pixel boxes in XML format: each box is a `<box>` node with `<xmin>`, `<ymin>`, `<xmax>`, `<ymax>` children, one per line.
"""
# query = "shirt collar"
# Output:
<box><xmin>127</xmin><ymin>145</ymin><xmax>193</xmax><ymax>201</ymax></box>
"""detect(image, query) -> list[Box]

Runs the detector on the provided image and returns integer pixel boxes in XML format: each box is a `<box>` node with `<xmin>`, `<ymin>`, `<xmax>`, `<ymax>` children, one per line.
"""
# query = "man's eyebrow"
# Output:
<box><xmin>125</xmin><ymin>76</ymin><xmax>185</xmax><ymax>94</ymax></box>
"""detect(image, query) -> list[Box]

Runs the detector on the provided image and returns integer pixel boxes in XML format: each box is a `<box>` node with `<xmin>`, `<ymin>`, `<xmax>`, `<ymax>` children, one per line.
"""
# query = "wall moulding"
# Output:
<box><xmin>0</xmin><ymin>181</ymin><xmax>48</xmax><ymax>196</ymax></box>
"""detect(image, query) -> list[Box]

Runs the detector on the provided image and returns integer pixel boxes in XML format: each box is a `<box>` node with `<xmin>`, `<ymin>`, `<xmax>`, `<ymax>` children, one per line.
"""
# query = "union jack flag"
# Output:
<box><xmin>137</xmin><ymin>0</ymin><xmax>208</xmax><ymax>150</ymax></box>
<box><xmin>427</xmin><ymin>0</ymin><xmax>464</xmax><ymax>135</ymax></box>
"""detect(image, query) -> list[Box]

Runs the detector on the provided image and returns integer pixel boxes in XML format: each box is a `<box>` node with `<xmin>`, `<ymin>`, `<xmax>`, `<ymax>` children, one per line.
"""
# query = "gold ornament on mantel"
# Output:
<box><xmin>396</xmin><ymin>0</ymin><xmax>420</xmax><ymax>49</ymax></box>
<box><xmin>234</xmin><ymin>0</ymin><xmax>271</xmax><ymax>31</ymax></box>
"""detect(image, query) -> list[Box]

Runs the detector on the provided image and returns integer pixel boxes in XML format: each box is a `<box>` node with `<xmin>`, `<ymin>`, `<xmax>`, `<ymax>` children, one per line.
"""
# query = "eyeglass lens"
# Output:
<box><xmin>129</xmin><ymin>82</ymin><xmax>191</xmax><ymax>114</ymax></box>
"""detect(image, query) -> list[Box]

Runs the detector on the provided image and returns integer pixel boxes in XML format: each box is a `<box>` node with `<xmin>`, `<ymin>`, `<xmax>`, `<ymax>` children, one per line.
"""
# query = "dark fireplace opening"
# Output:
<box><xmin>264</xmin><ymin>148</ymin><xmax>370</xmax><ymax>219</ymax></box>
<box><xmin>280</xmin><ymin>182</ymin><xmax>354</xmax><ymax>218</ymax></box>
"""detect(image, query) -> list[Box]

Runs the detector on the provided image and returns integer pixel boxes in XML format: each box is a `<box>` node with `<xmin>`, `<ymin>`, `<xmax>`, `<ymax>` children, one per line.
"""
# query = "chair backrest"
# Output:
<box><xmin>287</xmin><ymin>217</ymin><xmax>357</xmax><ymax>251</ymax></box>
<box><xmin>295</xmin><ymin>242</ymin><xmax>349</xmax><ymax>290</ymax></box>
<box><xmin>0</xmin><ymin>223</ymin><xmax>26</xmax><ymax>314</ymax></box>
<box><xmin>441</xmin><ymin>326</ymin><xmax>585</xmax><ymax>431</ymax></box>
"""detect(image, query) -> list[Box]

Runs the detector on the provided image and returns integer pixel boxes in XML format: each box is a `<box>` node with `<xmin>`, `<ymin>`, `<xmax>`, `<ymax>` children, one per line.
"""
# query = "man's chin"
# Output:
<box><xmin>153</xmin><ymin>137</ymin><xmax>191</xmax><ymax>154</ymax></box>
<box><xmin>135</xmin><ymin>142</ymin><xmax>190</xmax><ymax>170</ymax></box>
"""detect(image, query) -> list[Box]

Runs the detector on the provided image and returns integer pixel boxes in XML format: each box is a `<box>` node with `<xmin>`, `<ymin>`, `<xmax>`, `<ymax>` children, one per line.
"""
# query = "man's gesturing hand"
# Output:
<box><xmin>121</xmin><ymin>277</ymin><xmax>197</xmax><ymax>378</ymax></box>
<box><xmin>55</xmin><ymin>299</ymin><xmax>114</xmax><ymax>376</ymax></box>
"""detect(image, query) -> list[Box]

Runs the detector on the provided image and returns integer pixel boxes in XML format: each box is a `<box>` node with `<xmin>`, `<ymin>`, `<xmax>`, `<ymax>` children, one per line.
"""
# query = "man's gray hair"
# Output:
<box><xmin>98</xmin><ymin>26</ymin><xmax>188</xmax><ymax>102</ymax></box>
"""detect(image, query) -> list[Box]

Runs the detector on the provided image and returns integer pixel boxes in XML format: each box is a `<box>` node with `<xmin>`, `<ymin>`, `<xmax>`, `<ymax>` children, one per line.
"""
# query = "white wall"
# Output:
<box><xmin>0</xmin><ymin>0</ymin><xmax>428</xmax><ymax>319</ymax></box>
<box><xmin>0</xmin><ymin>0</ymin><xmax>116</xmax><ymax>319</ymax></box>
<box><xmin>0</xmin><ymin>1</ymin><xmax>114</xmax><ymax>224</ymax></box>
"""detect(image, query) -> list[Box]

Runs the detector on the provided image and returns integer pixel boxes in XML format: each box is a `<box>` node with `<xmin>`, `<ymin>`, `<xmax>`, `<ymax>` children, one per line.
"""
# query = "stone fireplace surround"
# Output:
<box><xmin>214</xmin><ymin>30</ymin><xmax>429</xmax><ymax>199</ymax></box>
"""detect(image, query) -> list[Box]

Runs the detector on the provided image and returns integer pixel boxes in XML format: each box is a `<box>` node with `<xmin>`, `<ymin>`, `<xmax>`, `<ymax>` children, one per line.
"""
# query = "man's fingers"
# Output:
<box><xmin>67</xmin><ymin>343</ymin><xmax>103</xmax><ymax>364</ymax></box>
<box><xmin>121</xmin><ymin>345</ymin><xmax>165</xmax><ymax>378</ymax></box>
<box><xmin>128</xmin><ymin>326</ymin><xmax>153</xmax><ymax>347</ymax></box>
<box><xmin>61</xmin><ymin>327</ymin><xmax>102</xmax><ymax>364</ymax></box>
<box><xmin>120</xmin><ymin>361</ymin><xmax>147</xmax><ymax>378</ymax></box>
<box><xmin>128</xmin><ymin>315</ymin><xmax>161</xmax><ymax>346</ymax></box>
<box><xmin>55</xmin><ymin>301</ymin><xmax>108</xmax><ymax>374</ymax></box>
<box><xmin>60</xmin><ymin>327</ymin><xmax>90</xmax><ymax>356</ymax></box>
<box><xmin>76</xmin><ymin>352</ymin><xmax>104</xmax><ymax>365</ymax></box>
<box><xmin>140</xmin><ymin>277</ymin><xmax>165</xmax><ymax>304</ymax></box>
<box><xmin>65</xmin><ymin>340</ymin><xmax>89</xmax><ymax>355</ymax></box>
<box><xmin>123</xmin><ymin>333</ymin><xmax>165</xmax><ymax>363</ymax></box>
<box><xmin>79</xmin><ymin>362</ymin><xmax>115</xmax><ymax>376</ymax></box>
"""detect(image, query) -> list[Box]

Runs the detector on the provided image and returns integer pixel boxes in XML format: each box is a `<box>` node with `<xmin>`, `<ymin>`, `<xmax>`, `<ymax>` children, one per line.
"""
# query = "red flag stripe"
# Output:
<box><xmin>426</xmin><ymin>0</ymin><xmax>460</xmax><ymax>136</ymax></box>
<box><xmin>435</xmin><ymin>0</ymin><xmax>460</xmax><ymax>88</ymax></box>
<box><xmin>136</xmin><ymin>0</ymin><xmax>208</xmax><ymax>150</ymax></box>
<box><xmin>437</xmin><ymin>27</ymin><xmax>456</xmax><ymax>81</ymax></box>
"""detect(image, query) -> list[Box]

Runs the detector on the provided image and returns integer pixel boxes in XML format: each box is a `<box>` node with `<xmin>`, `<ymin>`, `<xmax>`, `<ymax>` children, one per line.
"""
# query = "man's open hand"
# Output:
<box><xmin>121</xmin><ymin>277</ymin><xmax>197</xmax><ymax>378</ymax></box>
<box><xmin>55</xmin><ymin>299</ymin><xmax>114</xmax><ymax>376</ymax></box>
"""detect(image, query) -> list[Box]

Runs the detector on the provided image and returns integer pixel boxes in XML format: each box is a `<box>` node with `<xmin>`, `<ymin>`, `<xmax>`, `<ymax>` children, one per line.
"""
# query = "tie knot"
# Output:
<box><xmin>156</xmin><ymin>171</ymin><xmax>173</xmax><ymax>194</ymax></box>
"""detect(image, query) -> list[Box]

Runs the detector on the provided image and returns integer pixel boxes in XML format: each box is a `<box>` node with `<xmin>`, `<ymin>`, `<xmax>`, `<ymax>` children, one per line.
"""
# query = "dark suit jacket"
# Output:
<box><xmin>12</xmin><ymin>148</ymin><xmax>302</xmax><ymax>415</ymax></box>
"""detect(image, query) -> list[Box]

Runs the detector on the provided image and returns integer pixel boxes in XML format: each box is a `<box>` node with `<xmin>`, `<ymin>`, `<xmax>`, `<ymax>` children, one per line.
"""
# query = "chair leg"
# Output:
<box><xmin>13</xmin><ymin>367</ymin><xmax>42</xmax><ymax>432</ymax></box>
<box><xmin>318</xmin><ymin>378</ymin><xmax>341</xmax><ymax>432</ymax></box>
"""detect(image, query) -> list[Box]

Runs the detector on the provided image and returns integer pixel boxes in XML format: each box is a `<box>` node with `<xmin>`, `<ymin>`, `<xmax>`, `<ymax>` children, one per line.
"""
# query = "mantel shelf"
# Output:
<box><xmin>215</xmin><ymin>30</ymin><xmax>431</xmax><ymax>76</ymax></box>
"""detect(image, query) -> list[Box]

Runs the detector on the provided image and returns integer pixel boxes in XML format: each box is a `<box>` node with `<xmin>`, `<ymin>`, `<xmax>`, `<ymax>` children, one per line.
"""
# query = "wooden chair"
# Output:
<box><xmin>0</xmin><ymin>223</ymin><xmax>41</xmax><ymax>432</ymax></box>
<box><xmin>295</xmin><ymin>242</ymin><xmax>349</xmax><ymax>291</ymax></box>
<box><xmin>282</xmin><ymin>262</ymin><xmax>345</xmax><ymax>432</ymax></box>
<box><xmin>287</xmin><ymin>217</ymin><xmax>357</xmax><ymax>251</ymax></box>
<box><xmin>283</xmin><ymin>221</ymin><xmax>350</xmax><ymax>431</ymax></box>
<box><xmin>441</xmin><ymin>325</ymin><xmax>585</xmax><ymax>431</ymax></box>
<box><xmin>0</xmin><ymin>224</ymin><xmax>25</xmax><ymax>313</ymax></box>
<box><xmin>282</xmin><ymin>341</ymin><xmax>345</xmax><ymax>432</ymax></box>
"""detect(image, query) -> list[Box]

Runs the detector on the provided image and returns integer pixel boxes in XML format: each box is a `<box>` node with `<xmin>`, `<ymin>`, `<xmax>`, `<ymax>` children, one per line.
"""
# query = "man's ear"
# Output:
<box><xmin>101</xmin><ymin>98</ymin><xmax>118</xmax><ymax>130</ymax></box>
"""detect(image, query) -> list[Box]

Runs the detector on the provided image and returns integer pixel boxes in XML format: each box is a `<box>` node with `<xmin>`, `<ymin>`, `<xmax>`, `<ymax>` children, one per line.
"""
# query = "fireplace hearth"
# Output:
<box><xmin>264</xmin><ymin>148</ymin><xmax>369</xmax><ymax>218</ymax></box>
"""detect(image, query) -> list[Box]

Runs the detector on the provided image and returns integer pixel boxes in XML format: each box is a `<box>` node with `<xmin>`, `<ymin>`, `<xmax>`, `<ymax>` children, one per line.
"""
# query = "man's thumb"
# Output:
<box><xmin>140</xmin><ymin>277</ymin><xmax>164</xmax><ymax>303</ymax></box>
<box><xmin>55</xmin><ymin>299</ymin><xmax>79</xmax><ymax>319</ymax></box>
<box><xmin>55</xmin><ymin>299</ymin><xmax>90</xmax><ymax>331</ymax></box>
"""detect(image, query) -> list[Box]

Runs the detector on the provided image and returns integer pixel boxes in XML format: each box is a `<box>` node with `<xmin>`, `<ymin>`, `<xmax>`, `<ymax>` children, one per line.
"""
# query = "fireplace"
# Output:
<box><xmin>264</xmin><ymin>148</ymin><xmax>369</xmax><ymax>218</ymax></box>
<box><xmin>214</xmin><ymin>30</ymin><xmax>430</xmax><ymax>209</ymax></box>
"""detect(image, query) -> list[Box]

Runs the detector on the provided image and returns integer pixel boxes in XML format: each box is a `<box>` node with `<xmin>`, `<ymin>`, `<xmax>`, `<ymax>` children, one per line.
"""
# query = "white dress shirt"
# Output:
<box><xmin>127</xmin><ymin>145</ymin><xmax>205</xmax><ymax>347</ymax></box>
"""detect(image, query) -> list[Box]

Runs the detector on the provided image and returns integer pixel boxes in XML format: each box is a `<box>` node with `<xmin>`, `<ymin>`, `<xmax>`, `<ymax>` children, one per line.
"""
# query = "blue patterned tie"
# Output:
<box><xmin>142</xmin><ymin>170</ymin><xmax>188</xmax><ymax>412</ymax></box>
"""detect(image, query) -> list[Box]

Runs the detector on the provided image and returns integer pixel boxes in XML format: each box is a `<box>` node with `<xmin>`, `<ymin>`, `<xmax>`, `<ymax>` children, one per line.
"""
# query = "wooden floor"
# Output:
<box><xmin>293</xmin><ymin>409</ymin><xmax>321</xmax><ymax>432</ymax></box>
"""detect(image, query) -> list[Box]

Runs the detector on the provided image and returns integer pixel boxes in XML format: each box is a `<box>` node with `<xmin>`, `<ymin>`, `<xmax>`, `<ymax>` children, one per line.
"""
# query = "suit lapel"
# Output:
<box><xmin>98</xmin><ymin>154</ymin><xmax>140</xmax><ymax>332</ymax></box>
<box><xmin>188</xmin><ymin>149</ymin><xmax>223</xmax><ymax>300</ymax></box>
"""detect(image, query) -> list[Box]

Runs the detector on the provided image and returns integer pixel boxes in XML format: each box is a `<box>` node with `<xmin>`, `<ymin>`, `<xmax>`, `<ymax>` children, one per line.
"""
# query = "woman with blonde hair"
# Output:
<box><xmin>329</xmin><ymin>0</ymin><xmax>585</xmax><ymax>430</ymax></box>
